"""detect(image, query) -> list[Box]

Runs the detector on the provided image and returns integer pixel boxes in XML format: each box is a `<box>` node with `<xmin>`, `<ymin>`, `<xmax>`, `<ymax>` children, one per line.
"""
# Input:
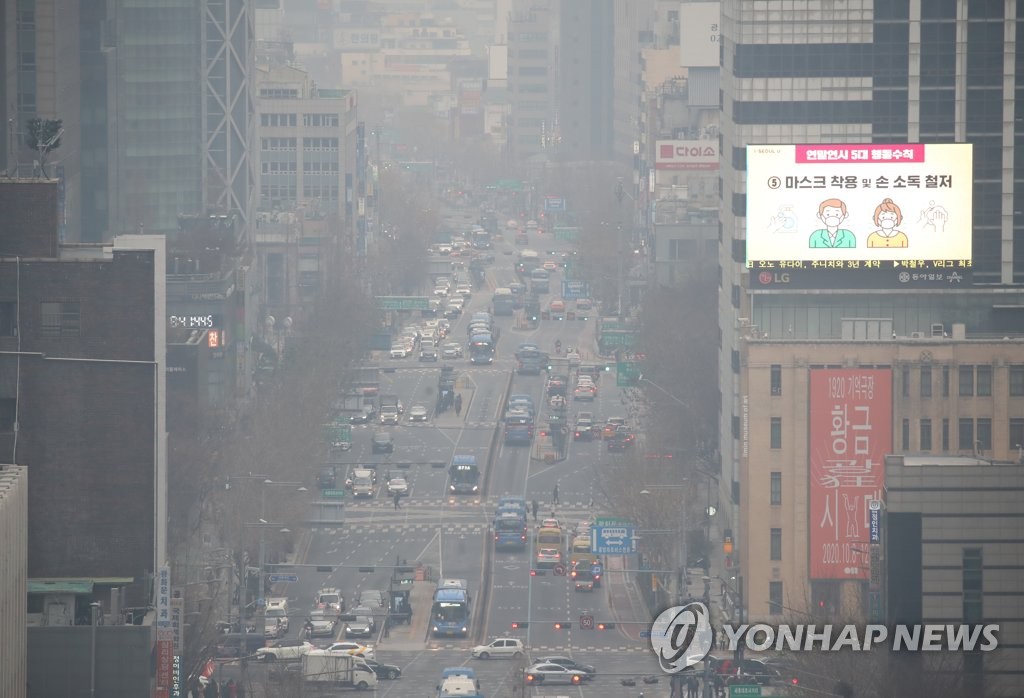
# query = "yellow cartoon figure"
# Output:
<box><xmin>866</xmin><ymin>198</ymin><xmax>909</xmax><ymax>248</ymax></box>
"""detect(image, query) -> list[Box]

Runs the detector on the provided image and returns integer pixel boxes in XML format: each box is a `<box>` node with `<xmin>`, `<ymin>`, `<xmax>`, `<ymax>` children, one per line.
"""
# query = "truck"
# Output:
<box><xmin>302</xmin><ymin>651</ymin><xmax>379</xmax><ymax>690</ymax></box>
<box><xmin>378</xmin><ymin>394</ymin><xmax>400</xmax><ymax>425</ymax></box>
<box><xmin>429</xmin><ymin>256</ymin><xmax>455</xmax><ymax>277</ymax></box>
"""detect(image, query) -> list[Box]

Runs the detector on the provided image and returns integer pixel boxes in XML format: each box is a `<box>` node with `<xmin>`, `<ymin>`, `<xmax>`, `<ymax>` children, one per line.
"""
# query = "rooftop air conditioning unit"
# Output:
<box><xmin>910</xmin><ymin>331</ymin><xmax>924</xmax><ymax>339</ymax></box>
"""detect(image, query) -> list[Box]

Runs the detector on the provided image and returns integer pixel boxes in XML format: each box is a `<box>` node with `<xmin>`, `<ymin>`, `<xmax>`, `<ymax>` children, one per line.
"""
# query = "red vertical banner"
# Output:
<box><xmin>809</xmin><ymin>368</ymin><xmax>892</xmax><ymax>579</ymax></box>
<box><xmin>156</xmin><ymin>630</ymin><xmax>174</xmax><ymax>693</ymax></box>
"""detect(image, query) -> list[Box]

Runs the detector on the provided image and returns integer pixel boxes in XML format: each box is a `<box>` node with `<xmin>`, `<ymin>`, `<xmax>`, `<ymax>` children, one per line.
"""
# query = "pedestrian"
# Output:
<box><xmin>552</xmin><ymin>483</ymin><xmax>559</xmax><ymax>504</ymax></box>
<box><xmin>455</xmin><ymin>393</ymin><xmax>462</xmax><ymax>416</ymax></box>
<box><xmin>531</xmin><ymin>499</ymin><xmax>539</xmax><ymax>521</ymax></box>
<box><xmin>394</xmin><ymin>491</ymin><xmax>401</xmax><ymax>509</ymax></box>
<box><xmin>225</xmin><ymin>679</ymin><xmax>238</xmax><ymax>698</ymax></box>
<box><xmin>687</xmin><ymin>674</ymin><xmax>699</xmax><ymax>698</ymax></box>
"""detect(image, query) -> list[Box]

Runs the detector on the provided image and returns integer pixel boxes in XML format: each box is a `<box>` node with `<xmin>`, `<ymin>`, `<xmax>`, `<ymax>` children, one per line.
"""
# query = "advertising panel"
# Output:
<box><xmin>808</xmin><ymin>368</ymin><xmax>891</xmax><ymax>580</ymax></box>
<box><xmin>746</xmin><ymin>144</ymin><xmax>973</xmax><ymax>289</ymax></box>
<box><xmin>656</xmin><ymin>140</ymin><xmax>719</xmax><ymax>170</ymax></box>
<box><xmin>679</xmin><ymin>2</ymin><xmax>721</xmax><ymax>67</ymax></box>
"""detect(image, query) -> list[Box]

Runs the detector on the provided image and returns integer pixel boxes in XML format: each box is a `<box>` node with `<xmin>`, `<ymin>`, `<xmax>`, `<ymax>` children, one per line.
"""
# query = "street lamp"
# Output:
<box><xmin>89</xmin><ymin>601</ymin><xmax>102</xmax><ymax>698</ymax></box>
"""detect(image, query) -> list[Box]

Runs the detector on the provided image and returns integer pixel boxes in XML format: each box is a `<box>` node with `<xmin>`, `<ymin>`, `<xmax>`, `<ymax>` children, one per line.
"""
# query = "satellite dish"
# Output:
<box><xmin>264</xmin><ymin>315</ymin><xmax>276</xmax><ymax>328</ymax></box>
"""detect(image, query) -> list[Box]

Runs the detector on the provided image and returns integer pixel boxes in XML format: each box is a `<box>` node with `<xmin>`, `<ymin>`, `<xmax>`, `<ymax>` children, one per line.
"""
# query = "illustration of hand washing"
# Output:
<box><xmin>918</xmin><ymin>200</ymin><xmax>949</xmax><ymax>235</ymax></box>
<box><xmin>767</xmin><ymin>205</ymin><xmax>798</xmax><ymax>234</ymax></box>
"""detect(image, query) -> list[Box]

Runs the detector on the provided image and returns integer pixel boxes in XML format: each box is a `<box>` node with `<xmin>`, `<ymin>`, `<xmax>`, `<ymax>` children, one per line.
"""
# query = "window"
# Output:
<box><xmin>942</xmin><ymin>365</ymin><xmax>950</xmax><ymax>397</ymax></box>
<box><xmin>40</xmin><ymin>301</ymin><xmax>80</xmax><ymax>337</ymax></box>
<box><xmin>901</xmin><ymin>366</ymin><xmax>911</xmax><ymax>397</ymax></box>
<box><xmin>901</xmin><ymin>419</ymin><xmax>910</xmax><ymax>450</ymax></box>
<box><xmin>0</xmin><ymin>302</ymin><xmax>15</xmax><ymax>336</ymax></box>
<box><xmin>920</xmin><ymin>419</ymin><xmax>932</xmax><ymax>451</ymax></box>
<box><xmin>920</xmin><ymin>366</ymin><xmax>932</xmax><ymax>398</ymax></box>
<box><xmin>770</xmin><ymin>472</ymin><xmax>782</xmax><ymax>505</ymax></box>
<box><xmin>1010</xmin><ymin>366</ymin><xmax>1024</xmax><ymax>396</ymax></box>
<box><xmin>770</xmin><ymin>365</ymin><xmax>782</xmax><ymax>395</ymax></box>
<box><xmin>976</xmin><ymin>418</ymin><xmax>992</xmax><ymax>451</ymax></box>
<box><xmin>959</xmin><ymin>365</ymin><xmax>974</xmax><ymax>396</ymax></box>
<box><xmin>770</xmin><ymin>528</ymin><xmax>782</xmax><ymax>560</ymax></box>
<box><xmin>958</xmin><ymin>418</ymin><xmax>975</xmax><ymax>451</ymax></box>
<box><xmin>976</xmin><ymin>365</ymin><xmax>992</xmax><ymax>397</ymax></box>
<box><xmin>0</xmin><ymin>398</ymin><xmax>15</xmax><ymax>432</ymax></box>
<box><xmin>942</xmin><ymin>418</ymin><xmax>950</xmax><ymax>451</ymax></box>
<box><xmin>770</xmin><ymin>417</ymin><xmax>782</xmax><ymax>449</ymax></box>
<box><xmin>1009</xmin><ymin>418</ymin><xmax>1024</xmax><ymax>452</ymax></box>
<box><xmin>768</xmin><ymin>581</ymin><xmax>783</xmax><ymax>615</ymax></box>
<box><xmin>962</xmin><ymin>548</ymin><xmax>982</xmax><ymax>623</ymax></box>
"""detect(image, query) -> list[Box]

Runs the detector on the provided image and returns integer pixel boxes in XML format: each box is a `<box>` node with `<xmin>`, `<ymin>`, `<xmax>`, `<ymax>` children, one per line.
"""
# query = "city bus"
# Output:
<box><xmin>515</xmin><ymin>249</ymin><xmax>540</xmax><ymax>276</ymax></box>
<box><xmin>468</xmin><ymin>333</ymin><xmax>495</xmax><ymax>364</ymax></box>
<box><xmin>529</xmin><ymin>268</ymin><xmax>550</xmax><ymax>294</ymax></box>
<box><xmin>471</xmin><ymin>227</ymin><xmax>492</xmax><ymax>249</ymax></box>
<box><xmin>491</xmin><ymin>288</ymin><xmax>515</xmax><ymax>316</ymax></box>
<box><xmin>493</xmin><ymin>511</ymin><xmax>528</xmax><ymax>550</ymax></box>
<box><xmin>448</xmin><ymin>455</ymin><xmax>480</xmax><ymax>494</ymax></box>
<box><xmin>431</xmin><ymin>578</ymin><xmax>471</xmax><ymax>637</ymax></box>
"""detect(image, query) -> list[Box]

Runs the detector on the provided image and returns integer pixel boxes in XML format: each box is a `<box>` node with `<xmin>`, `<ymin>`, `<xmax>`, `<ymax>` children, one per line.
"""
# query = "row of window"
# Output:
<box><xmin>259</xmin><ymin>88</ymin><xmax>299</xmax><ymax>99</ymax></box>
<box><xmin>767</xmin><ymin>415</ymin><xmax>1023</xmax><ymax>452</ymax></box>
<box><xmin>766</xmin><ymin>364</ymin><xmax>1024</xmax><ymax>398</ymax></box>
<box><xmin>259</xmin><ymin>113</ymin><xmax>342</xmax><ymax>128</ymax></box>
<box><xmin>261</xmin><ymin>137</ymin><xmax>340</xmax><ymax>151</ymax></box>
<box><xmin>259</xmin><ymin>183</ymin><xmax>339</xmax><ymax>200</ymax></box>
<box><xmin>260</xmin><ymin>162</ymin><xmax>341</xmax><ymax>174</ymax></box>
<box><xmin>0</xmin><ymin>301</ymin><xmax>80</xmax><ymax>338</ymax></box>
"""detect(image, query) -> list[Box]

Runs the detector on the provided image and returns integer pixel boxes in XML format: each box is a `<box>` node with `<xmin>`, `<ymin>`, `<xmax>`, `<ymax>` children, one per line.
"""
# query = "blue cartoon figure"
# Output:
<box><xmin>808</xmin><ymin>198</ymin><xmax>856</xmax><ymax>249</ymax></box>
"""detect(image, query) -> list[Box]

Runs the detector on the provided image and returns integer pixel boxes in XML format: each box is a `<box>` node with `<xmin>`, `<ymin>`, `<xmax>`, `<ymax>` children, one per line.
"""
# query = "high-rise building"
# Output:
<box><xmin>0</xmin><ymin>465</ymin><xmax>28</xmax><ymax>698</ymax></box>
<box><xmin>718</xmin><ymin>0</ymin><xmax>1024</xmax><ymax>662</ymax></box>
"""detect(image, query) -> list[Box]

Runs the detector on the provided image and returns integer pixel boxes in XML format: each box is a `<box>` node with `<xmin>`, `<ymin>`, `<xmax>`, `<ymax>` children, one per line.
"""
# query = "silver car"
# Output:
<box><xmin>524</xmin><ymin>663</ymin><xmax>589</xmax><ymax>685</ymax></box>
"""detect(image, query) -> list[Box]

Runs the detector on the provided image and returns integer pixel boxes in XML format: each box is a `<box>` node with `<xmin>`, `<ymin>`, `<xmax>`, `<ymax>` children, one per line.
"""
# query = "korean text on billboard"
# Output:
<box><xmin>745</xmin><ymin>144</ymin><xmax>973</xmax><ymax>269</ymax></box>
<box><xmin>808</xmin><ymin>369</ymin><xmax>892</xmax><ymax>580</ymax></box>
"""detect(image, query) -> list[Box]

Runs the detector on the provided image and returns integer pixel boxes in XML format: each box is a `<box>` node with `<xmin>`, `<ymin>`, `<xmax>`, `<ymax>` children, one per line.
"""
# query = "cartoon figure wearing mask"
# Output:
<box><xmin>808</xmin><ymin>198</ymin><xmax>856</xmax><ymax>249</ymax></box>
<box><xmin>866</xmin><ymin>197</ymin><xmax>909</xmax><ymax>248</ymax></box>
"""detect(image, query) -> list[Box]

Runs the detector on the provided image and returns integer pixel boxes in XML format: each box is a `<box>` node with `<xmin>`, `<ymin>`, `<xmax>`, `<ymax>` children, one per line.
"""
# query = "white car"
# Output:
<box><xmin>325</xmin><ymin>641</ymin><xmax>375</xmax><ymax>659</ymax></box>
<box><xmin>442</xmin><ymin>343</ymin><xmax>463</xmax><ymax>359</ymax></box>
<box><xmin>408</xmin><ymin>404</ymin><xmax>428</xmax><ymax>422</ymax></box>
<box><xmin>448</xmin><ymin>297</ymin><xmax>465</xmax><ymax>309</ymax></box>
<box><xmin>471</xmin><ymin>638</ymin><xmax>524</xmax><ymax>659</ymax></box>
<box><xmin>433</xmin><ymin>286</ymin><xmax>449</xmax><ymax>297</ymax></box>
<box><xmin>307</xmin><ymin>611</ymin><xmax>337</xmax><ymax>638</ymax></box>
<box><xmin>386</xmin><ymin>477</ymin><xmax>409</xmax><ymax>497</ymax></box>
<box><xmin>256</xmin><ymin>640</ymin><xmax>314</xmax><ymax>662</ymax></box>
<box><xmin>524</xmin><ymin>663</ymin><xmax>589</xmax><ymax>685</ymax></box>
<box><xmin>390</xmin><ymin>344</ymin><xmax>408</xmax><ymax>359</ymax></box>
<box><xmin>455</xmin><ymin>285</ymin><xmax>473</xmax><ymax>298</ymax></box>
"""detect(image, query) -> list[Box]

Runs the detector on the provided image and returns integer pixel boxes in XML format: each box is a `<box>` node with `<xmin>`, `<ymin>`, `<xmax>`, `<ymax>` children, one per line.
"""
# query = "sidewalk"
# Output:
<box><xmin>606</xmin><ymin>556</ymin><xmax>650</xmax><ymax>645</ymax></box>
<box><xmin>432</xmin><ymin>375</ymin><xmax>475</xmax><ymax>427</ymax></box>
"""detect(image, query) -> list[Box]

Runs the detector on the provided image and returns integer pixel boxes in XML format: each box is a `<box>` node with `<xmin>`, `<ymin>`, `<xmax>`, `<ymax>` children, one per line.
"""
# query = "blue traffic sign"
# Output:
<box><xmin>639</xmin><ymin>630</ymin><xmax>652</xmax><ymax>639</ymax></box>
<box><xmin>592</xmin><ymin>564</ymin><xmax>603</xmax><ymax>576</ymax></box>
<box><xmin>591</xmin><ymin>525</ymin><xmax>636</xmax><ymax>555</ymax></box>
<box><xmin>561</xmin><ymin>280</ymin><xmax>589</xmax><ymax>299</ymax></box>
<box><xmin>268</xmin><ymin>574</ymin><xmax>299</xmax><ymax>583</ymax></box>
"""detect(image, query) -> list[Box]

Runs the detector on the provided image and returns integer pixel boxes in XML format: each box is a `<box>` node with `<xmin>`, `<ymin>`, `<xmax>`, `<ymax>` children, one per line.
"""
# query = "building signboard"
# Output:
<box><xmin>808</xmin><ymin>369</ymin><xmax>892</xmax><ymax>580</ymax></box>
<box><xmin>656</xmin><ymin>140</ymin><xmax>719</xmax><ymax>170</ymax></box>
<box><xmin>679</xmin><ymin>2</ymin><xmax>721</xmax><ymax>67</ymax></box>
<box><xmin>746</xmin><ymin>143</ymin><xmax>973</xmax><ymax>289</ymax></box>
<box><xmin>157</xmin><ymin>565</ymin><xmax>171</xmax><ymax>628</ymax></box>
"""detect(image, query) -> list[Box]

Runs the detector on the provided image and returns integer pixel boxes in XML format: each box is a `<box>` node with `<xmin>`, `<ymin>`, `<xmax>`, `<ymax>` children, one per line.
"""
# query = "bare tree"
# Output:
<box><xmin>372</xmin><ymin>166</ymin><xmax>439</xmax><ymax>294</ymax></box>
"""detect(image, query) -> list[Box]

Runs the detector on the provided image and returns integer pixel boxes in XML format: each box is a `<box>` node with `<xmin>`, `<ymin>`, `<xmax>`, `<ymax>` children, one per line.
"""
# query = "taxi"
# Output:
<box><xmin>602</xmin><ymin>417</ymin><xmax>627</xmax><ymax>439</ymax></box>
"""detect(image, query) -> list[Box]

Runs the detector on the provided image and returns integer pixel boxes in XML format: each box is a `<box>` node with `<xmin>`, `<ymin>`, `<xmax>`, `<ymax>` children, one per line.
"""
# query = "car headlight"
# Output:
<box><xmin>433</xmin><ymin>626</ymin><xmax>439</xmax><ymax>632</ymax></box>
<box><xmin>450</xmin><ymin>485</ymin><xmax>456</xmax><ymax>491</ymax></box>
<box><xmin>472</xmin><ymin>485</ymin><xmax>479</xmax><ymax>491</ymax></box>
<box><xmin>461</xmin><ymin>627</ymin><xmax>467</xmax><ymax>632</ymax></box>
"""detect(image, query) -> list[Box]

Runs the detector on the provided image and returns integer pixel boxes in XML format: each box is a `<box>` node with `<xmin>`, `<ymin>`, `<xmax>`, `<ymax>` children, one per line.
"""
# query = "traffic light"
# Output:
<box><xmin>553</xmin><ymin>622</ymin><xmax>571</xmax><ymax>630</ymax></box>
<box><xmin>395</xmin><ymin>566</ymin><xmax>416</xmax><ymax>574</ymax></box>
<box><xmin>511</xmin><ymin>621</ymin><xmax>529</xmax><ymax>629</ymax></box>
<box><xmin>596</xmin><ymin>622</ymin><xmax>615</xmax><ymax>630</ymax></box>
<box><xmin>315</xmin><ymin>566</ymin><xmax>334</xmax><ymax>573</ymax></box>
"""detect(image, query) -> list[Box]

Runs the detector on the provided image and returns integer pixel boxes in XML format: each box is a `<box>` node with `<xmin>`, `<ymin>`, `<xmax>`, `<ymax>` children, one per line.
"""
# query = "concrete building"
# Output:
<box><xmin>0</xmin><ymin>464</ymin><xmax>28</xmax><ymax>698</ymax></box>
<box><xmin>0</xmin><ymin>179</ymin><xmax>167</xmax><ymax>606</ymax></box>
<box><xmin>717</xmin><ymin>0</ymin><xmax>1024</xmax><ymax>634</ymax></box>
<box><xmin>885</xmin><ymin>454</ymin><xmax>1024</xmax><ymax>696</ymax></box>
<box><xmin>506</xmin><ymin>0</ymin><xmax>559</xmax><ymax>164</ymax></box>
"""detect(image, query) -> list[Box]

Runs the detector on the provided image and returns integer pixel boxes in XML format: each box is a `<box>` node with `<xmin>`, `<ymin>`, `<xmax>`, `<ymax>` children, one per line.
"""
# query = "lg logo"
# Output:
<box><xmin>757</xmin><ymin>271</ymin><xmax>791</xmax><ymax>285</ymax></box>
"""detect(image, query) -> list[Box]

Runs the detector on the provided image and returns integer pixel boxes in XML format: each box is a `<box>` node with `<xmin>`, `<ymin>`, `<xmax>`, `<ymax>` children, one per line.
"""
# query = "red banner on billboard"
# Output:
<box><xmin>809</xmin><ymin>368</ymin><xmax>891</xmax><ymax>580</ymax></box>
<box><xmin>156</xmin><ymin>632</ymin><xmax>174</xmax><ymax>691</ymax></box>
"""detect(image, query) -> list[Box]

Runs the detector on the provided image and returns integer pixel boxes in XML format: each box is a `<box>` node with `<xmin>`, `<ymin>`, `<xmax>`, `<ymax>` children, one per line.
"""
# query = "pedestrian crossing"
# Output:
<box><xmin>341</xmin><ymin>497</ymin><xmax>598</xmax><ymax>512</ymax></box>
<box><xmin>312</xmin><ymin>523</ymin><xmax>485</xmax><ymax>536</ymax></box>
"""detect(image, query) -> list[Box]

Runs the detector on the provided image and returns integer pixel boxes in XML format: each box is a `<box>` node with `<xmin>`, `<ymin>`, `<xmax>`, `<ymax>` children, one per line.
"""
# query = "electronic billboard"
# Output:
<box><xmin>746</xmin><ymin>143</ymin><xmax>973</xmax><ymax>289</ymax></box>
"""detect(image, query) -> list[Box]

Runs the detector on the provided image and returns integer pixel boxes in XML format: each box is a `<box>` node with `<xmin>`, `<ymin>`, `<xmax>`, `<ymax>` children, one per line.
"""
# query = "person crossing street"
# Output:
<box><xmin>552</xmin><ymin>483</ymin><xmax>559</xmax><ymax>504</ymax></box>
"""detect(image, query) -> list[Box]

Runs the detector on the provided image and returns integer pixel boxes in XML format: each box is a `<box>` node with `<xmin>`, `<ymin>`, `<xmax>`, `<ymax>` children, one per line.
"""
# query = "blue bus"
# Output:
<box><xmin>431</xmin><ymin>578</ymin><xmax>471</xmax><ymax>637</ymax></box>
<box><xmin>449</xmin><ymin>455</ymin><xmax>480</xmax><ymax>494</ymax></box>
<box><xmin>494</xmin><ymin>511</ymin><xmax>528</xmax><ymax>550</ymax></box>
<box><xmin>504</xmin><ymin>413</ymin><xmax>534</xmax><ymax>445</ymax></box>
<box><xmin>492</xmin><ymin>288</ymin><xmax>515</xmax><ymax>316</ymax></box>
<box><xmin>469</xmin><ymin>333</ymin><xmax>495</xmax><ymax>364</ymax></box>
<box><xmin>529</xmin><ymin>268</ymin><xmax>550</xmax><ymax>294</ymax></box>
<box><xmin>515</xmin><ymin>344</ymin><xmax>547</xmax><ymax>375</ymax></box>
<box><xmin>471</xmin><ymin>228</ymin><xmax>492</xmax><ymax>249</ymax></box>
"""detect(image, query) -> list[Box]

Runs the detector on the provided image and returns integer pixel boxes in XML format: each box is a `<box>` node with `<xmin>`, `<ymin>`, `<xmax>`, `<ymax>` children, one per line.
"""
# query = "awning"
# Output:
<box><xmin>28</xmin><ymin>577</ymin><xmax>134</xmax><ymax>595</ymax></box>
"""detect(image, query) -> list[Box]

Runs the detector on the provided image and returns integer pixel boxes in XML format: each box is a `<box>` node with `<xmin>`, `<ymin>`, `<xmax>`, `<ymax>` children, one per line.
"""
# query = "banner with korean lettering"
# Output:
<box><xmin>808</xmin><ymin>368</ymin><xmax>892</xmax><ymax>580</ymax></box>
<box><xmin>746</xmin><ymin>144</ymin><xmax>973</xmax><ymax>267</ymax></box>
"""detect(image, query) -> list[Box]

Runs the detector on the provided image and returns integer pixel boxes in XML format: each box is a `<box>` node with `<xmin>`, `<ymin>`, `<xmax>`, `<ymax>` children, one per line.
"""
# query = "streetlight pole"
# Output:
<box><xmin>89</xmin><ymin>601</ymin><xmax>101</xmax><ymax>698</ymax></box>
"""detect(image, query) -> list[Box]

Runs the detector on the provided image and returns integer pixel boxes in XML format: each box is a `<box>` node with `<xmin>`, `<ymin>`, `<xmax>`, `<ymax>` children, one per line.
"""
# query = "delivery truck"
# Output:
<box><xmin>302</xmin><ymin>651</ymin><xmax>379</xmax><ymax>690</ymax></box>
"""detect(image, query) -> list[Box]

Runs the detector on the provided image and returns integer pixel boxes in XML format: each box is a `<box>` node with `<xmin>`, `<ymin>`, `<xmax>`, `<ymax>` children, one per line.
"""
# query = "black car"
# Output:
<box><xmin>350</xmin><ymin>406</ymin><xmax>375</xmax><ymax>424</ymax></box>
<box><xmin>364</xmin><ymin>659</ymin><xmax>402</xmax><ymax>680</ymax></box>
<box><xmin>371</xmin><ymin>430</ymin><xmax>394</xmax><ymax>454</ymax></box>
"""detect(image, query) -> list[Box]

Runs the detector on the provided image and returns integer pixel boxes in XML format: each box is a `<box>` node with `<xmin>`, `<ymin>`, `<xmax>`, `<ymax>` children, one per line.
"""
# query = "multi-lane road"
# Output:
<box><xmin>232</xmin><ymin>220</ymin><xmax>670</xmax><ymax>697</ymax></box>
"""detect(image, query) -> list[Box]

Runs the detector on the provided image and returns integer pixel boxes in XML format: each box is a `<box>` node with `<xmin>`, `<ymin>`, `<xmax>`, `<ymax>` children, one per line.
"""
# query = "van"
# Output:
<box><xmin>264</xmin><ymin>598</ymin><xmax>290</xmax><ymax>636</ymax></box>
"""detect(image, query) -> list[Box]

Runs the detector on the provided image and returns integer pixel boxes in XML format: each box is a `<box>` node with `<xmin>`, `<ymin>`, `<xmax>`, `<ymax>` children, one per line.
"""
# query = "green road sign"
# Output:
<box><xmin>322</xmin><ymin>489</ymin><xmax>347</xmax><ymax>498</ymax></box>
<box><xmin>600</xmin><ymin>330</ymin><xmax>638</xmax><ymax>348</ymax></box>
<box><xmin>729</xmin><ymin>686</ymin><xmax>762</xmax><ymax>697</ymax></box>
<box><xmin>553</xmin><ymin>226</ymin><xmax>580</xmax><ymax>242</ymax></box>
<box><xmin>594</xmin><ymin>516</ymin><xmax>633</xmax><ymax>527</ymax></box>
<box><xmin>495</xmin><ymin>178</ymin><xmax>525</xmax><ymax>191</ymax></box>
<box><xmin>376</xmin><ymin>296</ymin><xmax>430</xmax><ymax>311</ymax></box>
<box><xmin>616</xmin><ymin>361</ymin><xmax>641</xmax><ymax>387</ymax></box>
